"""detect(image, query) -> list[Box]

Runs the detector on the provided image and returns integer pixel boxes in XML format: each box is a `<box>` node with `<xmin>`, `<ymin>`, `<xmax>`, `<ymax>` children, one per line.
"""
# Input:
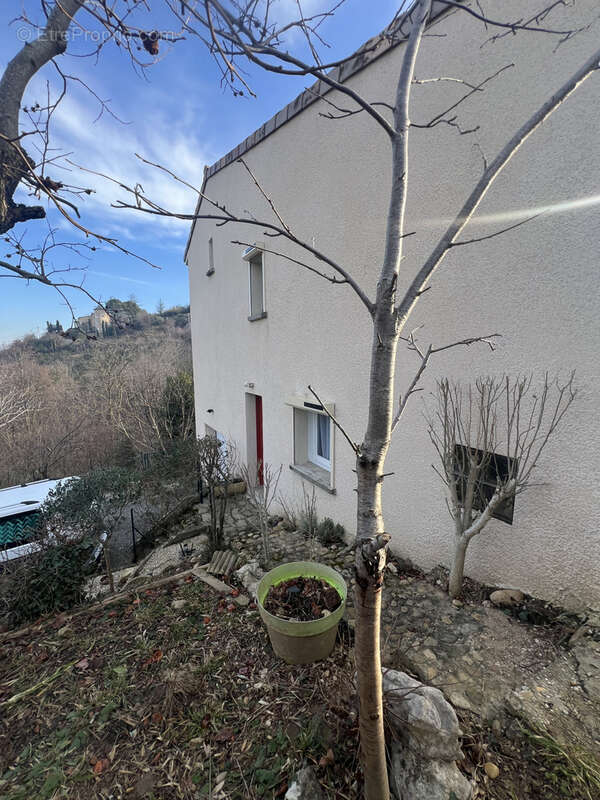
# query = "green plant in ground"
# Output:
<box><xmin>519</xmin><ymin>723</ymin><xmax>600</xmax><ymax>800</ymax></box>
<box><xmin>289</xmin><ymin>486</ymin><xmax>346</xmax><ymax>549</ymax></box>
<box><xmin>253</xmin><ymin>728</ymin><xmax>289</xmax><ymax>794</ymax></box>
<box><xmin>1</xmin><ymin>715</ymin><xmax>93</xmax><ymax>800</ymax></box>
<box><xmin>316</xmin><ymin>517</ymin><xmax>346</xmax><ymax>546</ymax></box>
<box><xmin>295</xmin><ymin>716</ymin><xmax>327</xmax><ymax>757</ymax></box>
<box><xmin>294</xmin><ymin>482</ymin><xmax>320</xmax><ymax>559</ymax></box>
<box><xmin>41</xmin><ymin>467</ymin><xmax>142</xmax><ymax>593</ymax></box>
<box><xmin>1</xmin><ymin>535</ymin><xmax>95</xmax><ymax>626</ymax></box>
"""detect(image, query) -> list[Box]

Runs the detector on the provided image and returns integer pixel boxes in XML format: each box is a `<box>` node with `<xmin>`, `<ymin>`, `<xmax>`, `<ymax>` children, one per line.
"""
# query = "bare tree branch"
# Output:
<box><xmin>308</xmin><ymin>384</ymin><xmax>360</xmax><ymax>455</ymax></box>
<box><xmin>396</xmin><ymin>45</ymin><xmax>600</xmax><ymax>325</ymax></box>
<box><xmin>437</xmin><ymin>0</ymin><xmax>583</xmax><ymax>39</ymax></box>
<box><xmin>413</xmin><ymin>63</ymin><xmax>514</xmax><ymax>129</ymax></box>
<box><xmin>109</xmin><ymin>159</ymin><xmax>375</xmax><ymax>313</ymax></box>
<box><xmin>391</xmin><ymin>333</ymin><xmax>500</xmax><ymax>432</ymax></box>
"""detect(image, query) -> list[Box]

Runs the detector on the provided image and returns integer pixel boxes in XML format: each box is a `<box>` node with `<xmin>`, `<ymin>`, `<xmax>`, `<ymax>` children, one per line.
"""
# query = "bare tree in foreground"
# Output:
<box><xmin>429</xmin><ymin>374</ymin><xmax>576</xmax><ymax>599</ymax></box>
<box><xmin>2</xmin><ymin>2</ymin><xmax>599</xmax><ymax>798</ymax></box>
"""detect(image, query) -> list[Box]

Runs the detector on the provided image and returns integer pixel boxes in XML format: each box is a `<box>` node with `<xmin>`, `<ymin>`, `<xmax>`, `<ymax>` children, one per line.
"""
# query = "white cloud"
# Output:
<box><xmin>88</xmin><ymin>269</ymin><xmax>155</xmax><ymax>286</ymax></box>
<box><xmin>18</xmin><ymin>69</ymin><xmax>214</xmax><ymax>251</ymax></box>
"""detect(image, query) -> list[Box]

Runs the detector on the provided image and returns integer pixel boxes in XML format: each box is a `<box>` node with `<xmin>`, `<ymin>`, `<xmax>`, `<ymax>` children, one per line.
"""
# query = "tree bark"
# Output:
<box><xmin>448</xmin><ymin>536</ymin><xmax>468</xmax><ymax>599</ymax></box>
<box><xmin>0</xmin><ymin>0</ymin><xmax>83</xmax><ymax>233</ymax></box>
<box><xmin>354</xmin><ymin>326</ymin><xmax>398</xmax><ymax>800</ymax></box>
<box><xmin>352</xmin><ymin>6</ymin><xmax>433</xmax><ymax>798</ymax></box>
<box><xmin>354</xmin><ymin>567</ymin><xmax>387</xmax><ymax>799</ymax></box>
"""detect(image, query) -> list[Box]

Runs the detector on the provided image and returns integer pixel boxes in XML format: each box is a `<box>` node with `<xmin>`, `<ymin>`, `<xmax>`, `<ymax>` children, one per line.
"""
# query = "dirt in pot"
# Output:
<box><xmin>264</xmin><ymin>577</ymin><xmax>342</xmax><ymax>621</ymax></box>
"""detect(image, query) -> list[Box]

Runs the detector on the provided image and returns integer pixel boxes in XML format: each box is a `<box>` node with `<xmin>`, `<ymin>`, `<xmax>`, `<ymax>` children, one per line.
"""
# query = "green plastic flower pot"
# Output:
<box><xmin>257</xmin><ymin>561</ymin><xmax>347</xmax><ymax>664</ymax></box>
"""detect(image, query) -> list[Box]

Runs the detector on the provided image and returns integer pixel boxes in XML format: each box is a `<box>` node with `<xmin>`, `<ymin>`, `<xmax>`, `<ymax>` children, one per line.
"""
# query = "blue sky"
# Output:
<box><xmin>0</xmin><ymin>1</ymin><xmax>398</xmax><ymax>343</ymax></box>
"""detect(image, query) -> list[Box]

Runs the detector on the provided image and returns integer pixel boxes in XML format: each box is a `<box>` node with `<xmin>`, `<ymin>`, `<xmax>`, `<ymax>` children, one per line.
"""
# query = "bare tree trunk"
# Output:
<box><xmin>354</xmin><ymin>564</ymin><xmax>387</xmax><ymax>798</ymax></box>
<box><xmin>448</xmin><ymin>537</ymin><xmax>468</xmax><ymax>599</ymax></box>
<box><xmin>352</xmin><ymin>5</ymin><xmax>434</xmax><ymax>793</ymax></box>
<box><xmin>353</xmin><ymin>7</ymin><xmax>432</xmax><ymax>797</ymax></box>
<box><xmin>354</xmin><ymin>325</ymin><xmax>399</xmax><ymax>800</ymax></box>
<box><xmin>103</xmin><ymin>544</ymin><xmax>115</xmax><ymax>594</ymax></box>
<box><xmin>208</xmin><ymin>485</ymin><xmax>218</xmax><ymax>550</ymax></box>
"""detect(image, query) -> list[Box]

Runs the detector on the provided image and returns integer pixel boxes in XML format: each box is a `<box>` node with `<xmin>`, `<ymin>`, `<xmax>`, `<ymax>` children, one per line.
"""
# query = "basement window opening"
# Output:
<box><xmin>452</xmin><ymin>443</ymin><xmax>518</xmax><ymax>525</ymax></box>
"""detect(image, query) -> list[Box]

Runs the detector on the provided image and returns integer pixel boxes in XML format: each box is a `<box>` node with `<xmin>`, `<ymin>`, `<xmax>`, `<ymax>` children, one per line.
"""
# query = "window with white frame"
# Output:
<box><xmin>249</xmin><ymin>254</ymin><xmax>264</xmax><ymax>318</ymax></box>
<box><xmin>243</xmin><ymin>245</ymin><xmax>266</xmax><ymax>320</ymax></box>
<box><xmin>307</xmin><ymin>411</ymin><xmax>331</xmax><ymax>471</ymax></box>
<box><xmin>289</xmin><ymin>401</ymin><xmax>334</xmax><ymax>491</ymax></box>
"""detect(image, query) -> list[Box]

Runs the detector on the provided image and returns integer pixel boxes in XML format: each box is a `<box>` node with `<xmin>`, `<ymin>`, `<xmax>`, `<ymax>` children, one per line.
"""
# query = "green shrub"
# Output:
<box><xmin>315</xmin><ymin>517</ymin><xmax>345</xmax><ymax>545</ymax></box>
<box><xmin>2</xmin><ymin>535</ymin><xmax>96</xmax><ymax>627</ymax></box>
<box><xmin>298</xmin><ymin>508</ymin><xmax>317</xmax><ymax>538</ymax></box>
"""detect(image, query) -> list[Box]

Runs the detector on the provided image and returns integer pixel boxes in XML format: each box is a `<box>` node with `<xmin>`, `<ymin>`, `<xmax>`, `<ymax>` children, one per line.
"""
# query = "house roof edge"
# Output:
<box><xmin>183</xmin><ymin>0</ymin><xmax>455</xmax><ymax>262</ymax></box>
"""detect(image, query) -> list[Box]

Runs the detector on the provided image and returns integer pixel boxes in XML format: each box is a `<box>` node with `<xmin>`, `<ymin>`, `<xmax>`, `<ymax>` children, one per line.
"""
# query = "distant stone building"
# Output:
<box><xmin>77</xmin><ymin>306</ymin><xmax>110</xmax><ymax>336</ymax></box>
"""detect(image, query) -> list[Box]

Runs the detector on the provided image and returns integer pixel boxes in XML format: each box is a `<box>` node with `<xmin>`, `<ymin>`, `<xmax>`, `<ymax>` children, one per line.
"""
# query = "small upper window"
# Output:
<box><xmin>243</xmin><ymin>245</ymin><xmax>266</xmax><ymax>321</ymax></box>
<box><xmin>206</xmin><ymin>237</ymin><xmax>215</xmax><ymax>276</ymax></box>
<box><xmin>249</xmin><ymin>254</ymin><xmax>264</xmax><ymax>319</ymax></box>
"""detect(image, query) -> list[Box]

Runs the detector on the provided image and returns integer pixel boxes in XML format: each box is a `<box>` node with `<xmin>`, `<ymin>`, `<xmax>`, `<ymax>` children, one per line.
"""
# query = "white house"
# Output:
<box><xmin>185</xmin><ymin>0</ymin><xmax>600</xmax><ymax>610</ymax></box>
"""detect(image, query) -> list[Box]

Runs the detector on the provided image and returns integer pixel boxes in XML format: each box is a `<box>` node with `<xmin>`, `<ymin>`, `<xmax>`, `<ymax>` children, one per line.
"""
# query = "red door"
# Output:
<box><xmin>255</xmin><ymin>395</ymin><xmax>264</xmax><ymax>486</ymax></box>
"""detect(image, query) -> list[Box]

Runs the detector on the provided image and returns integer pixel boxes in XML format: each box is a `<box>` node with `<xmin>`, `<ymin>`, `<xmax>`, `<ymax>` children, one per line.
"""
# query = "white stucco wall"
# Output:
<box><xmin>187</xmin><ymin>0</ymin><xmax>600</xmax><ymax>610</ymax></box>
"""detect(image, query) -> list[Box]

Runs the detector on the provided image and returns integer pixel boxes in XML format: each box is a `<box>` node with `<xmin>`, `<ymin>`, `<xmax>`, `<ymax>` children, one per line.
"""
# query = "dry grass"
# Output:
<box><xmin>0</xmin><ymin>577</ymin><xmax>360</xmax><ymax>799</ymax></box>
<box><xmin>458</xmin><ymin>711</ymin><xmax>600</xmax><ymax>800</ymax></box>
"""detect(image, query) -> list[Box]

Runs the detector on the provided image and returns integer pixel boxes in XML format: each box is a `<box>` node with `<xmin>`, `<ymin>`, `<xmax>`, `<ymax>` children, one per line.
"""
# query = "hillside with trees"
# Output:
<box><xmin>0</xmin><ymin>299</ymin><xmax>195</xmax><ymax>488</ymax></box>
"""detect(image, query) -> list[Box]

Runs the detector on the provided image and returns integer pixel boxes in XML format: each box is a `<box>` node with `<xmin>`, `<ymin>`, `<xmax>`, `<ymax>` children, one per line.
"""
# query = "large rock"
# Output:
<box><xmin>234</xmin><ymin>560</ymin><xmax>264</xmax><ymax>600</ymax></box>
<box><xmin>571</xmin><ymin>640</ymin><xmax>600</xmax><ymax>696</ymax></box>
<box><xmin>285</xmin><ymin>766</ymin><xmax>323</xmax><ymax>800</ymax></box>
<box><xmin>383</xmin><ymin>670</ymin><xmax>463</xmax><ymax>761</ymax></box>
<box><xmin>489</xmin><ymin>589</ymin><xmax>524</xmax><ymax>607</ymax></box>
<box><xmin>384</xmin><ymin>669</ymin><xmax>471</xmax><ymax>800</ymax></box>
<box><xmin>390</xmin><ymin>746</ymin><xmax>471</xmax><ymax>800</ymax></box>
<box><xmin>167</xmin><ymin>526</ymin><xmax>209</xmax><ymax>545</ymax></box>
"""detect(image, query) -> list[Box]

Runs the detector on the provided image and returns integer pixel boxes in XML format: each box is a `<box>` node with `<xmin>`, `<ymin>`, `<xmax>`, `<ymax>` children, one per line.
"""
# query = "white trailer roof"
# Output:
<box><xmin>0</xmin><ymin>478</ymin><xmax>76</xmax><ymax>520</ymax></box>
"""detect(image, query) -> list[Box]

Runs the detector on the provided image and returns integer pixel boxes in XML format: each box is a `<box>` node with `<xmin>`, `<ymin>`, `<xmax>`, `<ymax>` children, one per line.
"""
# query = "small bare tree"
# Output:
<box><xmin>277</xmin><ymin>482</ymin><xmax>319</xmax><ymax>560</ymax></box>
<box><xmin>240</xmin><ymin>461</ymin><xmax>283</xmax><ymax>567</ymax></box>
<box><xmin>197</xmin><ymin>434</ymin><xmax>237</xmax><ymax>552</ymax></box>
<box><xmin>429</xmin><ymin>374</ymin><xmax>576</xmax><ymax>599</ymax></box>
